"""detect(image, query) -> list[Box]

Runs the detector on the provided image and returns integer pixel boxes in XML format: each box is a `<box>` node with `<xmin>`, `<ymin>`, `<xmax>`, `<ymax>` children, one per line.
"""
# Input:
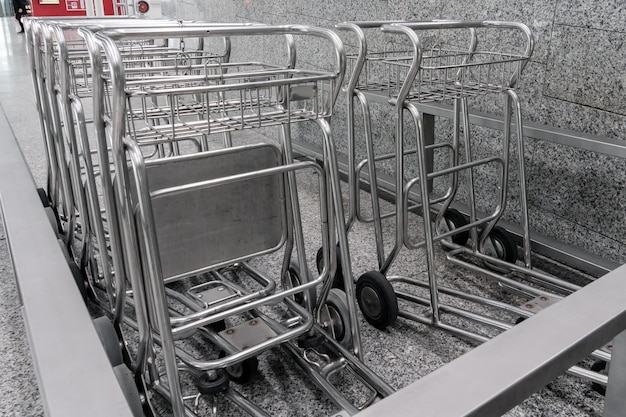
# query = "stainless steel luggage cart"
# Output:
<box><xmin>25</xmin><ymin>17</ymin><xmax>138</xmax><ymax>245</ymax></box>
<box><xmin>25</xmin><ymin>17</ymin><xmax>236</xmax><ymax>320</ymax></box>
<box><xmin>91</xmin><ymin>24</ymin><xmax>392</xmax><ymax>416</ymax></box>
<box><xmin>335</xmin><ymin>19</ymin><xmax>609</xmax><ymax>385</ymax></box>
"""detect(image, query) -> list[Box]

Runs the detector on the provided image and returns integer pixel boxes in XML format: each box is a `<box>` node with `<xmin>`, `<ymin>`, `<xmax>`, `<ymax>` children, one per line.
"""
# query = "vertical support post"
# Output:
<box><xmin>604</xmin><ymin>330</ymin><xmax>626</xmax><ymax>417</ymax></box>
<box><xmin>422</xmin><ymin>113</ymin><xmax>435</xmax><ymax>193</ymax></box>
<box><xmin>94</xmin><ymin>0</ymin><xmax>105</xmax><ymax>16</ymax></box>
<box><xmin>85</xmin><ymin>0</ymin><xmax>95</xmax><ymax>16</ymax></box>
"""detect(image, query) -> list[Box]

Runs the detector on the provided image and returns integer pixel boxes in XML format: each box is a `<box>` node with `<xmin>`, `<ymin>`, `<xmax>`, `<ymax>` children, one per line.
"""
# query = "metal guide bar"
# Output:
<box><xmin>360</xmin><ymin>92</ymin><xmax>626</xmax><ymax>159</ymax></box>
<box><xmin>353</xmin><ymin>262</ymin><xmax>626</xmax><ymax>417</ymax></box>
<box><xmin>0</xmin><ymin>109</ymin><xmax>135</xmax><ymax>417</ymax></box>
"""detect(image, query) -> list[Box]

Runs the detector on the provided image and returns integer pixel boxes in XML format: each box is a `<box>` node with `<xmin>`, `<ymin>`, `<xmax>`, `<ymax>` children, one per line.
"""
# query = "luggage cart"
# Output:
<box><xmin>25</xmin><ymin>17</ymin><xmax>236</xmax><ymax>321</ymax></box>
<box><xmin>335</xmin><ymin>20</ymin><xmax>609</xmax><ymax>386</ymax></box>
<box><xmin>91</xmin><ymin>24</ymin><xmax>392</xmax><ymax>416</ymax></box>
<box><xmin>24</xmin><ymin>17</ymin><xmax>138</xmax><ymax>242</ymax></box>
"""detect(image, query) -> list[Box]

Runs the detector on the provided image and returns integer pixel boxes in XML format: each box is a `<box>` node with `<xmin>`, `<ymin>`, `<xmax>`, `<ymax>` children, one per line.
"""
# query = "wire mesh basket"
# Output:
<box><xmin>385</xmin><ymin>47</ymin><xmax>527</xmax><ymax>102</ymax></box>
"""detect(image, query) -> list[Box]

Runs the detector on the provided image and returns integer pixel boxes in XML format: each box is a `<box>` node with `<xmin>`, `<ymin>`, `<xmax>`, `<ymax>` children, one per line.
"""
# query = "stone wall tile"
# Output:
<box><xmin>545</xmin><ymin>25</ymin><xmax>626</xmax><ymax>115</ymax></box>
<box><xmin>555</xmin><ymin>0</ymin><xmax>626</xmax><ymax>31</ymax></box>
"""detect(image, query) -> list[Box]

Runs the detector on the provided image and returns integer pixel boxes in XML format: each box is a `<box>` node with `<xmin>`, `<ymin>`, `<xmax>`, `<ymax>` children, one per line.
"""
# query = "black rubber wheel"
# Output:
<box><xmin>480</xmin><ymin>226</ymin><xmax>518</xmax><ymax>272</ymax></box>
<box><xmin>438</xmin><ymin>209</ymin><xmax>469</xmax><ymax>250</ymax></box>
<box><xmin>285</xmin><ymin>261</ymin><xmax>316</xmax><ymax>307</ymax></box>
<box><xmin>316</xmin><ymin>245</ymin><xmax>345</xmax><ymax>290</ymax></box>
<box><xmin>92</xmin><ymin>316</ymin><xmax>123</xmax><ymax>367</ymax></box>
<box><xmin>57</xmin><ymin>239</ymin><xmax>89</xmax><ymax>301</ymax></box>
<box><xmin>196</xmin><ymin>370</ymin><xmax>230</xmax><ymax>395</ymax></box>
<box><xmin>37</xmin><ymin>187</ymin><xmax>51</xmax><ymax>208</ymax></box>
<box><xmin>590</xmin><ymin>360</ymin><xmax>608</xmax><ymax>395</ymax></box>
<box><xmin>356</xmin><ymin>271</ymin><xmax>398</xmax><ymax>330</ymax></box>
<box><xmin>208</xmin><ymin>320</ymin><xmax>226</xmax><ymax>333</ymax></box>
<box><xmin>112</xmin><ymin>364</ymin><xmax>145</xmax><ymax>417</ymax></box>
<box><xmin>45</xmin><ymin>207</ymin><xmax>62</xmax><ymax>236</ymax></box>
<box><xmin>219</xmin><ymin>351</ymin><xmax>258</xmax><ymax>384</ymax></box>
<box><xmin>297</xmin><ymin>331</ymin><xmax>325</xmax><ymax>349</ymax></box>
<box><xmin>320</xmin><ymin>288</ymin><xmax>353</xmax><ymax>348</ymax></box>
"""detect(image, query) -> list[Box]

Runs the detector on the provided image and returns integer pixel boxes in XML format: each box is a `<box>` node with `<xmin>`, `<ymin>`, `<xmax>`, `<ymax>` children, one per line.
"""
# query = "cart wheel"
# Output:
<box><xmin>219</xmin><ymin>352</ymin><xmax>258</xmax><ymax>384</ymax></box>
<box><xmin>112</xmin><ymin>364</ymin><xmax>145</xmax><ymax>417</ymax></box>
<box><xmin>590</xmin><ymin>360</ymin><xmax>608</xmax><ymax>395</ymax></box>
<box><xmin>196</xmin><ymin>370</ymin><xmax>230</xmax><ymax>395</ymax></box>
<box><xmin>285</xmin><ymin>261</ymin><xmax>316</xmax><ymax>307</ymax></box>
<box><xmin>356</xmin><ymin>271</ymin><xmax>398</xmax><ymax>330</ymax></box>
<box><xmin>297</xmin><ymin>331</ymin><xmax>325</xmax><ymax>349</ymax></box>
<box><xmin>438</xmin><ymin>209</ymin><xmax>470</xmax><ymax>250</ymax></box>
<box><xmin>69</xmin><ymin>259</ymin><xmax>90</xmax><ymax>301</ymax></box>
<box><xmin>480</xmin><ymin>227</ymin><xmax>518</xmax><ymax>272</ymax></box>
<box><xmin>316</xmin><ymin>245</ymin><xmax>345</xmax><ymax>290</ymax></box>
<box><xmin>45</xmin><ymin>207</ymin><xmax>63</xmax><ymax>236</ymax></box>
<box><xmin>320</xmin><ymin>288</ymin><xmax>353</xmax><ymax>348</ymax></box>
<box><xmin>92</xmin><ymin>316</ymin><xmax>123</xmax><ymax>367</ymax></box>
<box><xmin>208</xmin><ymin>320</ymin><xmax>226</xmax><ymax>333</ymax></box>
<box><xmin>57</xmin><ymin>239</ymin><xmax>89</xmax><ymax>301</ymax></box>
<box><xmin>37</xmin><ymin>187</ymin><xmax>51</xmax><ymax>208</ymax></box>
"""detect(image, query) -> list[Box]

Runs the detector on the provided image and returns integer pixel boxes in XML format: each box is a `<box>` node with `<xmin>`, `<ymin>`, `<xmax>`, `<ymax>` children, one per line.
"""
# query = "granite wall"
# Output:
<box><xmin>162</xmin><ymin>0</ymin><xmax>626</xmax><ymax>266</ymax></box>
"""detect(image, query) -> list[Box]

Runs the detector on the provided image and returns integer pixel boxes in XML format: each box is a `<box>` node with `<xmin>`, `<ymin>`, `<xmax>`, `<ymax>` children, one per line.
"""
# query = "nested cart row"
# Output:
<box><xmin>25</xmin><ymin>17</ymin><xmax>393</xmax><ymax>417</ymax></box>
<box><xmin>24</xmin><ymin>15</ymin><xmax>614</xmax><ymax>417</ymax></box>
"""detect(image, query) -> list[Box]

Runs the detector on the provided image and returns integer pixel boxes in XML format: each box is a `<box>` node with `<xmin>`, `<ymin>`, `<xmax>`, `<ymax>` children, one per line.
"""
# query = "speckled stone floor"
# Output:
<box><xmin>0</xmin><ymin>15</ymin><xmax>609</xmax><ymax>417</ymax></box>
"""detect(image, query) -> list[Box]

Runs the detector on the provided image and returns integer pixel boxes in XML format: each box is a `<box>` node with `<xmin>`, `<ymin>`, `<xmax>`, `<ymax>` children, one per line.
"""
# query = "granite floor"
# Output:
<box><xmin>0</xmin><ymin>15</ymin><xmax>610</xmax><ymax>417</ymax></box>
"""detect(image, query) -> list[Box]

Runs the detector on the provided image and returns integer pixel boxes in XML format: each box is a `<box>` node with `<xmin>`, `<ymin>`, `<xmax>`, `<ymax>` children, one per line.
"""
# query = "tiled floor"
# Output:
<box><xmin>0</xmin><ymin>15</ymin><xmax>609</xmax><ymax>417</ymax></box>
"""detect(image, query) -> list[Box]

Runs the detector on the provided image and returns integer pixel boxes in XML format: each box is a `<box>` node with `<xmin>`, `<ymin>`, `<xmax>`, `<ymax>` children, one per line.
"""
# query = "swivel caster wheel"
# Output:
<box><xmin>219</xmin><ymin>351</ymin><xmax>258</xmax><ymax>384</ymax></box>
<box><xmin>196</xmin><ymin>370</ymin><xmax>230</xmax><ymax>395</ymax></box>
<box><xmin>57</xmin><ymin>239</ymin><xmax>89</xmax><ymax>301</ymax></box>
<box><xmin>92</xmin><ymin>316</ymin><xmax>123</xmax><ymax>367</ymax></box>
<box><xmin>36</xmin><ymin>188</ymin><xmax>51</xmax><ymax>207</ymax></box>
<box><xmin>590</xmin><ymin>360</ymin><xmax>608</xmax><ymax>395</ymax></box>
<box><xmin>297</xmin><ymin>331</ymin><xmax>325</xmax><ymax>349</ymax></box>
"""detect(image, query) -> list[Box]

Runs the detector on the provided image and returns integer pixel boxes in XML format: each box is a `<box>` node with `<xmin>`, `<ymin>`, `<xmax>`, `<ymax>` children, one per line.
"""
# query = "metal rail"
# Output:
<box><xmin>294</xmin><ymin>100</ymin><xmax>624</xmax><ymax>276</ymax></box>
<box><xmin>414</xmin><ymin>101</ymin><xmax>626</xmax><ymax>159</ymax></box>
<box><xmin>353</xmin><ymin>262</ymin><xmax>626</xmax><ymax>416</ymax></box>
<box><xmin>0</xmin><ymin>109</ymin><xmax>135</xmax><ymax>417</ymax></box>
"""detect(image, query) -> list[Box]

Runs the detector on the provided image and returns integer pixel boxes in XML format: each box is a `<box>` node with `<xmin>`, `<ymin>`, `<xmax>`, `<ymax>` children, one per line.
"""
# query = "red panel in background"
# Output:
<box><xmin>30</xmin><ymin>0</ymin><xmax>116</xmax><ymax>17</ymax></box>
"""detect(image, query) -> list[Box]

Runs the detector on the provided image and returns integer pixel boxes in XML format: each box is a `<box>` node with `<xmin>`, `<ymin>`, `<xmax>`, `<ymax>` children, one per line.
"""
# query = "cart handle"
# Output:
<box><xmin>336</xmin><ymin>20</ymin><xmax>429</xmax><ymax>94</ymax></box>
<box><xmin>100</xmin><ymin>24</ymin><xmax>345</xmax><ymax>102</ymax></box>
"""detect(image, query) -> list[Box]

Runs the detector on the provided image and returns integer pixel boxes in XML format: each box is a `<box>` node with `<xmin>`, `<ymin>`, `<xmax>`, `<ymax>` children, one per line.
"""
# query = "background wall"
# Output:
<box><xmin>162</xmin><ymin>0</ymin><xmax>626</xmax><ymax>267</ymax></box>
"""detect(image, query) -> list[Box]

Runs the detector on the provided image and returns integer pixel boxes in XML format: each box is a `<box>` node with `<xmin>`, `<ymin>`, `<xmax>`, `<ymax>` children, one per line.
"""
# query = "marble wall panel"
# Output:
<box><xmin>161</xmin><ymin>0</ymin><xmax>626</xmax><ymax>265</ymax></box>
<box><xmin>554</xmin><ymin>0</ymin><xmax>626</xmax><ymax>31</ymax></box>
<box><xmin>545</xmin><ymin>25</ymin><xmax>626</xmax><ymax>115</ymax></box>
